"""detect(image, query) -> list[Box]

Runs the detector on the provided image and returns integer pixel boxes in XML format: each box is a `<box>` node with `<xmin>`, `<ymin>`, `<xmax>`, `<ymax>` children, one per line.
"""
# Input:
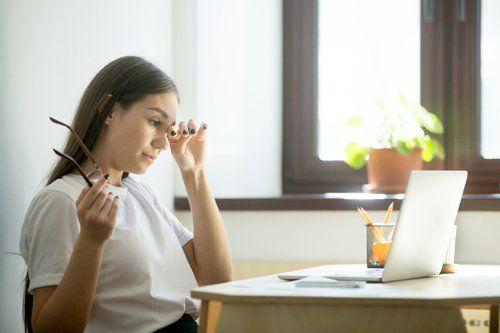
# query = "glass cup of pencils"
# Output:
<box><xmin>366</xmin><ymin>223</ymin><xmax>395</xmax><ymax>268</ymax></box>
<box><xmin>358</xmin><ymin>203</ymin><xmax>396</xmax><ymax>268</ymax></box>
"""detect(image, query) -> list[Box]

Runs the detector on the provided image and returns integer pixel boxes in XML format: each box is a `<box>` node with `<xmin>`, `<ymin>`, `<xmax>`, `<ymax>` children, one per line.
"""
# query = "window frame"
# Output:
<box><xmin>283</xmin><ymin>0</ymin><xmax>500</xmax><ymax>194</ymax></box>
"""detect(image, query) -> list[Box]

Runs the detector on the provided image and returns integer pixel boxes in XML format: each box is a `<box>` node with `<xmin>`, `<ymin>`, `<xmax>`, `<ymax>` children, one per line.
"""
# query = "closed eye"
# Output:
<box><xmin>148</xmin><ymin>119</ymin><xmax>161</xmax><ymax>127</ymax></box>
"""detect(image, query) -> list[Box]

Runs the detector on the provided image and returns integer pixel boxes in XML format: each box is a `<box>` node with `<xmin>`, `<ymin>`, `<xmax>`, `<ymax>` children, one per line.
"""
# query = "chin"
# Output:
<box><xmin>126</xmin><ymin>165</ymin><xmax>149</xmax><ymax>175</ymax></box>
<box><xmin>132</xmin><ymin>168</ymin><xmax>148</xmax><ymax>175</ymax></box>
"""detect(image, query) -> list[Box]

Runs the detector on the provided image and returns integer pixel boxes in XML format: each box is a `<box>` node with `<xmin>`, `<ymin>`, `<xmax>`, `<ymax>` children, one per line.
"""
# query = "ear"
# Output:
<box><xmin>100</xmin><ymin>94</ymin><xmax>114</xmax><ymax>126</ymax></box>
<box><xmin>104</xmin><ymin>102</ymin><xmax>120</xmax><ymax>126</ymax></box>
<box><xmin>98</xmin><ymin>94</ymin><xmax>112</xmax><ymax>113</ymax></box>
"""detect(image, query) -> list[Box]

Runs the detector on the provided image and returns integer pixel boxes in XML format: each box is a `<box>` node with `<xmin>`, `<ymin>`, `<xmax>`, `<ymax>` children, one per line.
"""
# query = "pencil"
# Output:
<box><xmin>358</xmin><ymin>207</ymin><xmax>372</xmax><ymax>225</ymax></box>
<box><xmin>383</xmin><ymin>202</ymin><xmax>394</xmax><ymax>225</ymax></box>
<box><xmin>357</xmin><ymin>207</ymin><xmax>385</xmax><ymax>243</ymax></box>
<box><xmin>387</xmin><ymin>226</ymin><xmax>396</xmax><ymax>241</ymax></box>
<box><xmin>359</xmin><ymin>207</ymin><xmax>374</xmax><ymax>224</ymax></box>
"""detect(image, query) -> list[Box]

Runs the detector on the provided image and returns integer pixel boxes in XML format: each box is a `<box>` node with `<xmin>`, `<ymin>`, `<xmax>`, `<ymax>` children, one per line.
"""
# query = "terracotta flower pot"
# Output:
<box><xmin>366</xmin><ymin>148</ymin><xmax>423</xmax><ymax>193</ymax></box>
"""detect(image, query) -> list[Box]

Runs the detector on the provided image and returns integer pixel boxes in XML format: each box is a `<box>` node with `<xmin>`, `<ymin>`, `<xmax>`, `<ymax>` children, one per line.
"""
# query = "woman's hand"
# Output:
<box><xmin>75</xmin><ymin>175</ymin><xmax>120</xmax><ymax>245</ymax></box>
<box><xmin>168</xmin><ymin>119</ymin><xmax>208</xmax><ymax>173</ymax></box>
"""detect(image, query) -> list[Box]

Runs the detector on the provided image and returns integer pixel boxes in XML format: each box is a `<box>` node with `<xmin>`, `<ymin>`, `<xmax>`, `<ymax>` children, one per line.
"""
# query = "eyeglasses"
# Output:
<box><xmin>50</xmin><ymin>117</ymin><xmax>102</xmax><ymax>187</ymax></box>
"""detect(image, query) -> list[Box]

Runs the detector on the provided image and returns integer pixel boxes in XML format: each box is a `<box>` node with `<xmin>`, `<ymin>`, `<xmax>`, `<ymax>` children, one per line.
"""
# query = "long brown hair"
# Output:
<box><xmin>23</xmin><ymin>56</ymin><xmax>179</xmax><ymax>332</ymax></box>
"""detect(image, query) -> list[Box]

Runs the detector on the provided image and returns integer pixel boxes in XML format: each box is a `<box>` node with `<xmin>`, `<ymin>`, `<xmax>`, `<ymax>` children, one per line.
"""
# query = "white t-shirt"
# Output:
<box><xmin>19</xmin><ymin>174</ymin><xmax>199</xmax><ymax>333</ymax></box>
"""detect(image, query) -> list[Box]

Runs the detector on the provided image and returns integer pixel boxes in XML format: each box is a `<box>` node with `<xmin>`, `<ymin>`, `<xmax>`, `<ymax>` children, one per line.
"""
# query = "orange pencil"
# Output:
<box><xmin>383</xmin><ymin>202</ymin><xmax>394</xmax><ymax>225</ymax></box>
<box><xmin>357</xmin><ymin>207</ymin><xmax>385</xmax><ymax>243</ymax></box>
<box><xmin>360</xmin><ymin>207</ymin><xmax>387</xmax><ymax>242</ymax></box>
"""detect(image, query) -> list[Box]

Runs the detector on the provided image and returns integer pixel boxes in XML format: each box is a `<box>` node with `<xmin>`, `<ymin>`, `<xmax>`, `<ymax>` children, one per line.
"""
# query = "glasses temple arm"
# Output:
<box><xmin>49</xmin><ymin>117</ymin><xmax>100</xmax><ymax>170</ymax></box>
<box><xmin>52</xmin><ymin>149</ymin><xmax>93</xmax><ymax>187</ymax></box>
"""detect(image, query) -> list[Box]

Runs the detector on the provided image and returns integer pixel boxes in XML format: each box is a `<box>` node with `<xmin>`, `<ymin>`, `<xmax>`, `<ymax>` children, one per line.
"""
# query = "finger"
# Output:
<box><xmin>90</xmin><ymin>188</ymin><xmax>111</xmax><ymax>214</ymax></box>
<box><xmin>108</xmin><ymin>197</ymin><xmax>120</xmax><ymax>220</ymax></box>
<box><xmin>98</xmin><ymin>195</ymin><xmax>114</xmax><ymax>218</ymax></box>
<box><xmin>78</xmin><ymin>175</ymin><xmax>107</xmax><ymax>210</ymax></box>
<box><xmin>175</xmin><ymin>122</ymin><xmax>192</xmax><ymax>146</ymax></box>
<box><xmin>76</xmin><ymin>187</ymin><xmax>90</xmax><ymax>206</ymax></box>
<box><xmin>187</xmin><ymin>119</ymin><xmax>197</xmax><ymax>135</ymax></box>
<box><xmin>167</xmin><ymin>125</ymin><xmax>179</xmax><ymax>143</ymax></box>
<box><xmin>79</xmin><ymin>175</ymin><xmax>109</xmax><ymax>210</ymax></box>
<box><xmin>178</xmin><ymin>121</ymin><xmax>189</xmax><ymax>137</ymax></box>
<box><xmin>195</xmin><ymin>121</ymin><xmax>208</xmax><ymax>141</ymax></box>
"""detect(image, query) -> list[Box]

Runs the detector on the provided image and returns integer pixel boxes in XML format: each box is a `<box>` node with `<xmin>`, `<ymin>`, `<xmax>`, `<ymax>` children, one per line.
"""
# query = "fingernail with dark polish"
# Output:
<box><xmin>202</xmin><ymin>124</ymin><xmax>208</xmax><ymax>130</ymax></box>
<box><xmin>183</xmin><ymin>130</ymin><xmax>188</xmax><ymax>135</ymax></box>
<box><xmin>104</xmin><ymin>174</ymin><xmax>110</xmax><ymax>180</ymax></box>
<box><xmin>115</xmin><ymin>195</ymin><xmax>119</xmax><ymax>199</ymax></box>
<box><xmin>108</xmin><ymin>192</ymin><xmax>113</xmax><ymax>196</ymax></box>
<box><xmin>190</xmin><ymin>129</ymin><xmax>195</xmax><ymax>134</ymax></box>
<box><xmin>170</xmin><ymin>130</ymin><xmax>176</xmax><ymax>136</ymax></box>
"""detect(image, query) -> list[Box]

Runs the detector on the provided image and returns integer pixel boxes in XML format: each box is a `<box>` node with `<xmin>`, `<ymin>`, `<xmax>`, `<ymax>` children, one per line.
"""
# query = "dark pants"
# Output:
<box><xmin>153</xmin><ymin>314</ymin><xmax>198</xmax><ymax>333</ymax></box>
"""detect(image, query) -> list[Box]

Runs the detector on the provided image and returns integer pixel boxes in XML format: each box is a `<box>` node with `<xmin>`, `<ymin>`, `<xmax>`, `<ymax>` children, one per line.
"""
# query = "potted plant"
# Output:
<box><xmin>344</xmin><ymin>94</ymin><xmax>445</xmax><ymax>193</ymax></box>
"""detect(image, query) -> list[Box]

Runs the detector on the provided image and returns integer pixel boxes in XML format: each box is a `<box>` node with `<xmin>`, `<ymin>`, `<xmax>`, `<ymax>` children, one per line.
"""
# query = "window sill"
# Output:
<box><xmin>174</xmin><ymin>193</ymin><xmax>500</xmax><ymax>211</ymax></box>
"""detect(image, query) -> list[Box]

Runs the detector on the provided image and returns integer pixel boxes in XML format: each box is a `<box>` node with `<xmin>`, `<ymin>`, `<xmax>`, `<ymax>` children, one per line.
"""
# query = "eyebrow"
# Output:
<box><xmin>148</xmin><ymin>107</ymin><xmax>169</xmax><ymax>118</ymax></box>
<box><xmin>147</xmin><ymin>107</ymin><xmax>176</xmax><ymax>127</ymax></box>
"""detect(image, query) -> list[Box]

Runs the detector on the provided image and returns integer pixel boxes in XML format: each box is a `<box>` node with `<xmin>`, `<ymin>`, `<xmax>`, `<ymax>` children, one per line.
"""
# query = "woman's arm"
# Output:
<box><xmin>32</xmin><ymin>237</ymin><xmax>105</xmax><ymax>333</ymax></box>
<box><xmin>181</xmin><ymin>169</ymin><xmax>232</xmax><ymax>285</ymax></box>
<box><xmin>169</xmin><ymin>120</ymin><xmax>232</xmax><ymax>285</ymax></box>
<box><xmin>32</xmin><ymin>176</ymin><xmax>119</xmax><ymax>333</ymax></box>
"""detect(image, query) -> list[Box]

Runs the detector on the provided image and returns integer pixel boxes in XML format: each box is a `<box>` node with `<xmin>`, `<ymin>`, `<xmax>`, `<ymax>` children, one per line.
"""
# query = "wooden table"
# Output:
<box><xmin>192</xmin><ymin>264</ymin><xmax>500</xmax><ymax>333</ymax></box>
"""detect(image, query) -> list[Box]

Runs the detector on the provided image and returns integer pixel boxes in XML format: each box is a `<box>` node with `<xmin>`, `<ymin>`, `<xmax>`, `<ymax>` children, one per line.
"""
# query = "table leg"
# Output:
<box><xmin>490</xmin><ymin>305</ymin><xmax>499</xmax><ymax>333</ymax></box>
<box><xmin>198</xmin><ymin>301</ymin><xmax>222</xmax><ymax>333</ymax></box>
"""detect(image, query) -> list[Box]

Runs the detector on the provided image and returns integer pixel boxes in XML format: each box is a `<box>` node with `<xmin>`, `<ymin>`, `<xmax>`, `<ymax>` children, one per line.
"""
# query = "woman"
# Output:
<box><xmin>19</xmin><ymin>56</ymin><xmax>232</xmax><ymax>333</ymax></box>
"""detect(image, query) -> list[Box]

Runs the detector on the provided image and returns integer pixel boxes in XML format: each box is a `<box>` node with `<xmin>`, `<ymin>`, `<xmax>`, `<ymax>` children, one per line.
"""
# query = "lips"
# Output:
<box><xmin>142</xmin><ymin>153</ymin><xmax>157</xmax><ymax>161</ymax></box>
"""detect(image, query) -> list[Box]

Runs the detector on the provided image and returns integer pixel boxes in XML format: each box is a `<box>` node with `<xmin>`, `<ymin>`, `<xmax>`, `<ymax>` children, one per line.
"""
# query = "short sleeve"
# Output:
<box><xmin>19</xmin><ymin>190</ymin><xmax>80</xmax><ymax>294</ymax></box>
<box><xmin>160</xmin><ymin>209</ymin><xmax>194</xmax><ymax>246</ymax></box>
<box><xmin>140</xmin><ymin>183</ymin><xmax>193</xmax><ymax>246</ymax></box>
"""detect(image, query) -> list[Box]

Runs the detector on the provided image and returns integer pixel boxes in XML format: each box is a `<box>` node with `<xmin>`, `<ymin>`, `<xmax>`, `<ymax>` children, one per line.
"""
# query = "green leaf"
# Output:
<box><xmin>345</xmin><ymin>142</ymin><xmax>368</xmax><ymax>169</ymax></box>
<box><xmin>346</xmin><ymin>151</ymin><xmax>367</xmax><ymax>169</ymax></box>
<box><xmin>397</xmin><ymin>92</ymin><xmax>409</xmax><ymax>109</ymax></box>
<box><xmin>417</xmin><ymin>106</ymin><xmax>444</xmax><ymax>134</ymax></box>
<box><xmin>375</xmin><ymin>99</ymin><xmax>385</xmax><ymax>109</ymax></box>
<box><xmin>421</xmin><ymin>137</ymin><xmax>434</xmax><ymax>162</ymax></box>
<box><xmin>346</xmin><ymin>116</ymin><xmax>364</xmax><ymax>127</ymax></box>
<box><xmin>395</xmin><ymin>140</ymin><xmax>414</xmax><ymax>154</ymax></box>
<box><xmin>422</xmin><ymin>147</ymin><xmax>433</xmax><ymax>162</ymax></box>
<box><xmin>415</xmin><ymin>136</ymin><xmax>426</xmax><ymax>147</ymax></box>
<box><xmin>345</xmin><ymin>142</ymin><xmax>361</xmax><ymax>154</ymax></box>
<box><xmin>431</xmin><ymin>138</ymin><xmax>445</xmax><ymax>159</ymax></box>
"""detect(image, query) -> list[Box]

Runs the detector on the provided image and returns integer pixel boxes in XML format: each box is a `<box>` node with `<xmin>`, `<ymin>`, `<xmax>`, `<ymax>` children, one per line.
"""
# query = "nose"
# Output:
<box><xmin>153</xmin><ymin>131</ymin><xmax>169</xmax><ymax>151</ymax></box>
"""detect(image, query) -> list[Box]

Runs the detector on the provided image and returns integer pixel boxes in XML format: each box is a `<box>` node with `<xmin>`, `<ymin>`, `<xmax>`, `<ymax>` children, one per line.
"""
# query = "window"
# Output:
<box><xmin>481</xmin><ymin>0</ymin><xmax>500</xmax><ymax>159</ymax></box>
<box><xmin>317</xmin><ymin>0</ymin><xmax>420</xmax><ymax>161</ymax></box>
<box><xmin>283</xmin><ymin>0</ymin><xmax>500</xmax><ymax>194</ymax></box>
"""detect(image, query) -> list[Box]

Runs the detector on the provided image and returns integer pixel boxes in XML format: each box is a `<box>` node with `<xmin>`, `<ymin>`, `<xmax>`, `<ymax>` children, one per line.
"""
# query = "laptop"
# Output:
<box><xmin>278</xmin><ymin>170</ymin><xmax>468</xmax><ymax>283</ymax></box>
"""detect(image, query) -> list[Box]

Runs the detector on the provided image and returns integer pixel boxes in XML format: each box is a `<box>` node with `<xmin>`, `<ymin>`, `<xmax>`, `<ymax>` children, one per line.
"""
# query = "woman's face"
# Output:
<box><xmin>102</xmin><ymin>92</ymin><xmax>178</xmax><ymax>174</ymax></box>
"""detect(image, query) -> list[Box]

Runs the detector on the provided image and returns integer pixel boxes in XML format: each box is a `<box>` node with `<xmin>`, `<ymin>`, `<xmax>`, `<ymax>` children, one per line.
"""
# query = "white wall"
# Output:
<box><xmin>176</xmin><ymin>211</ymin><xmax>500</xmax><ymax>264</ymax></box>
<box><xmin>173</xmin><ymin>0</ymin><xmax>282</xmax><ymax>197</ymax></box>
<box><xmin>0</xmin><ymin>1</ymin><xmax>175</xmax><ymax>331</ymax></box>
